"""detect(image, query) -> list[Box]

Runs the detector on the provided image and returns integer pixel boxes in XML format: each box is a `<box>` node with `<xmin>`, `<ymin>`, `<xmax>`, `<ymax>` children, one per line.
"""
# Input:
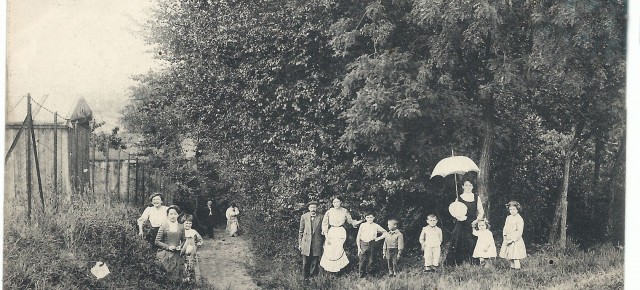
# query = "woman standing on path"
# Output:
<box><xmin>155</xmin><ymin>205</ymin><xmax>186</xmax><ymax>281</ymax></box>
<box><xmin>445</xmin><ymin>181</ymin><xmax>485</xmax><ymax>266</ymax></box>
<box><xmin>226</xmin><ymin>203</ymin><xmax>240</xmax><ymax>237</ymax></box>
<box><xmin>320</xmin><ymin>197</ymin><xmax>363</xmax><ymax>273</ymax></box>
<box><xmin>137</xmin><ymin>193</ymin><xmax>168</xmax><ymax>248</ymax></box>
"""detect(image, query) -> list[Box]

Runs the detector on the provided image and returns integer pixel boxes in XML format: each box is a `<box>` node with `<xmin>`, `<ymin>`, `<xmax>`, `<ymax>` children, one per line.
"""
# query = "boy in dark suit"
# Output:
<box><xmin>298</xmin><ymin>201</ymin><xmax>324</xmax><ymax>280</ymax></box>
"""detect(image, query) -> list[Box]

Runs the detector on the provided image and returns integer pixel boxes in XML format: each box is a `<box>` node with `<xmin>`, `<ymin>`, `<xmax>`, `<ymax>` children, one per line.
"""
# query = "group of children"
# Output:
<box><xmin>355</xmin><ymin>200</ymin><xmax>526</xmax><ymax>278</ymax></box>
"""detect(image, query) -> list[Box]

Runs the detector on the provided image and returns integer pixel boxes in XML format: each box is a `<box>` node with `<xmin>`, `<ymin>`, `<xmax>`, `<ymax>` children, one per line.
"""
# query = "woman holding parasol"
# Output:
<box><xmin>445</xmin><ymin>180</ymin><xmax>484</xmax><ymax>265</ymax></box>
<box><xmin>431</xmin><ymin>155</ymin><xmax>484</xmax><ymax>266</ymax></box>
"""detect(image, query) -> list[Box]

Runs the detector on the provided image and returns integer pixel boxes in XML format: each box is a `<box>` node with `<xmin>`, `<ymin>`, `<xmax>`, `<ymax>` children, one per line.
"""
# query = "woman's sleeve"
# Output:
<box><xmin>476</xmin><ymin>196</ymin><xmax>485</xmax><ymax>219</ymax></box>
<box><xmin>155</xmin><ymin>225</ymin><xmax>170</xmax><ymax>249</ymax></box>
<box><xmin>137</xmin><ymin>207</ymin><xmax>150</xmax><ymax>227</ymax></box>
<box><xmin>321</xmin><ymin>210</ymin><xmax>330</xmax><ymax>234</ymax></box>
<box><xmin>195</xmin><ymin>231</ymin><xmax>204</xmax><ymax>245</ymax></box>
<box><xmin>346</xmin><ymin>210</ymin><xmax>359</xmax><ymax>228</ymax></box>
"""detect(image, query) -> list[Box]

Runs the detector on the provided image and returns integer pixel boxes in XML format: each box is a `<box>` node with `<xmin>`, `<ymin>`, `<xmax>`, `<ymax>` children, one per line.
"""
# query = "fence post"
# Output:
<box><xmin>26</xmin><ymin>94</ymin><xmax>33</xmax><ymax>222</ymax></box>
<box><xmin>53</xmin><ymin>112</ymin><xmax>58</xmax><ymax>210</ymax></box>
<box><xmin>105</xmin><ymin>140</ymin><xmax>110</xmax><ymax>202</ymax></box>
<box><xmin>116</xmin><ymin>150</ymin><xmax>121</xmax><ymax>202</ymax></box>
<box><xmin>91</xmin><ymin>140</ymin><xmax>96</xmax><ymax>194</ymax></box>
<box><xmin>29</xmin><ymin>108</ymin><xmax>45</xmax><ymax>213</ymax></box>
<box><xmin>141</xmin><ymin>164</ymin><xmax>146</xmax><ymax>200</ymax></box>
<box><xmin>127</xmin><ymin>154</ymin><xmax>131</xmax><ymax>203</ymax></box>
<box><xmin>135</xmin><ymin>157</ymin><xmax>139</xmax><ymax>205</ymax></box>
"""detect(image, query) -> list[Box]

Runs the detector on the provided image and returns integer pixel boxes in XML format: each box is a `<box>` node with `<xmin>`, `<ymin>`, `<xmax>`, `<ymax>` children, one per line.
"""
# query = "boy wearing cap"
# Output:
<box><xmin>298</xmin><ymin>201</ymin><xmax>324</xmax><ymax>280</ymax></box>
<box><xmin>137</xmin><ymin>192</ymin><xmax>168</xmax><ymax>248</ymax></box>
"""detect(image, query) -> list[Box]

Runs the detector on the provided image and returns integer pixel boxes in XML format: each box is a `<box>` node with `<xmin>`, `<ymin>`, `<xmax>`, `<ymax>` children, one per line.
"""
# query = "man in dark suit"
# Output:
<box><xmin>298</xmin><ymin>201</ymin><xmax>324</xmax><ymax>280</ymax></box>
<box><xmin>205</xmin><ymin>200</ymin><xmax>215</xmax><ymax>238</ymax></box>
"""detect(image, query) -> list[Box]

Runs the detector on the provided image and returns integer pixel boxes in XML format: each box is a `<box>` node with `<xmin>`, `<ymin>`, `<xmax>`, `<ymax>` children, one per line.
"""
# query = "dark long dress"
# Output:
<box><xmin>445</xmin><ymin>194</ymin><xmax>479</xmax><ymax>266</ymax></box>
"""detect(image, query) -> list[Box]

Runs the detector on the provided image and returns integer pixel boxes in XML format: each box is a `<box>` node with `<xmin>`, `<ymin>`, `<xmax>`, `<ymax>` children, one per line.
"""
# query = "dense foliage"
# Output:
<box><xmin>3</xmin><ymin>201</ymin><xmax>206</xmax><ymax>289</ymax></box>
<box><xmin>121</xmin><ymin>0</ymin><xmax>625</xmax><ymax>259</ymax></box>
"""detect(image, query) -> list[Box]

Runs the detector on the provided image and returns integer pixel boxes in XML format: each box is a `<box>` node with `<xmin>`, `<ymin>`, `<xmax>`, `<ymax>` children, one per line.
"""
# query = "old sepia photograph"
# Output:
<box><xmin>3</xmin><ymin>0</ymin><xmax>635</xmax><ymax>289</ymax></box>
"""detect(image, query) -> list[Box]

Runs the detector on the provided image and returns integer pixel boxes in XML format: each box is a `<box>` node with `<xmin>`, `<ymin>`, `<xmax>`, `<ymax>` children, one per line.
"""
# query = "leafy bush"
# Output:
<box><xmin>3</xmin><ymin>200</ymin><xmax>203</xmax><ymax>289</ymax></box>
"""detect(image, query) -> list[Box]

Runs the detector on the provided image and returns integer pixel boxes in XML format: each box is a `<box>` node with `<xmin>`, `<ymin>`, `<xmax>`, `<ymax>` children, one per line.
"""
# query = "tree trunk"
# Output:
<box><xmin>606</xmin><ymin>131</ymin><xmax>625</xmax><ymax>240</ymax></box>
<box><xmin>549</xmin><ymin>129</ymin><xmax>580</xmax><ymax>248</ymax></box>
<box><xmin>593</xmin><ymin>132</ymin><xmax>604</xmax><ymax>190</ymax></box>
<box><xmin>478</xmin><ymin>109</ymin><xmax>493</xmax><ymax>219</ymax></box>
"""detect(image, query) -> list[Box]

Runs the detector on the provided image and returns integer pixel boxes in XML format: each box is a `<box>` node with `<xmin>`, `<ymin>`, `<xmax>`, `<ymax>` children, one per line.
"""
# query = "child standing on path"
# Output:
<box><xmin>472</xmin><ymin>219</ymin><xmax>497</xmax><ymax>266</ymax></box>
<box><xmin>382</xmin><ymin>219</ymin><xmax>404</xmax><ymax>277</ymax></box>
<box><xmin>499</xmin><ymin>201</ymin><xmax>527</xmax><ymax>269</ymax></box>
<box><xmin>356</xmin><ymin>213</ymin><xmax>387</xmax><ymax>278</ymax></box>
<box><xmin>181</xmin><ymin>215</ymin><xmax>204</xmax><ymax>282</ymax></box>
<box><xmin>419</xmin><ymin>214</ymin><xmax>442</xmax><ymax>272</ymax></box>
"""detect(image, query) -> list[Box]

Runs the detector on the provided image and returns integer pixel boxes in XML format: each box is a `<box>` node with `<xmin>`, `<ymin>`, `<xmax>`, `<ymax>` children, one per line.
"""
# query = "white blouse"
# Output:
<box><xmin>138</xmin><ymin>206</ymin><xmax>168</xmax><ymax>227</ymax></box>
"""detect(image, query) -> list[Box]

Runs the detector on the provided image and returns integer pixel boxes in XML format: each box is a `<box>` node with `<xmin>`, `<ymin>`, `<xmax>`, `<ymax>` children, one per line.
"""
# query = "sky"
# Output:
<box><xmin>5</xmin><ymin>0</ymin><xmax>162</xmax><ymax>130</ymax></box>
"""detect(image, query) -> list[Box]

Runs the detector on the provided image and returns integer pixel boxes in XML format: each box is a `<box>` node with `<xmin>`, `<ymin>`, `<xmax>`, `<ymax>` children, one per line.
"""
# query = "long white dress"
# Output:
<box><xmin>226</xmin><ymin>207</ymin><xmax>240</xmax><ymax>236</ymax></box>
<box><xmin>319</xmin><ymin>207</ymin><xmax>358</xmax><ymax>272</ymax></box>
<box><xmin>499</xmin><ymin>214</ymin><xmax>527</xmax><ymax>259</ymax></box>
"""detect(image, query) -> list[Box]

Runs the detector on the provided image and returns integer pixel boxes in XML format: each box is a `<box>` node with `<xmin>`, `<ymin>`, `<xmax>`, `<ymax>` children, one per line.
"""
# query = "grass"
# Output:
<box><xmin>244</xmin><ymin>212</ymin><xmax>624</xmax><ymax>290</ymax></box>
<box><xmin>3</xmin><ymin>198</ymin><xmax>214</xmax><ymax>290</ymax></box>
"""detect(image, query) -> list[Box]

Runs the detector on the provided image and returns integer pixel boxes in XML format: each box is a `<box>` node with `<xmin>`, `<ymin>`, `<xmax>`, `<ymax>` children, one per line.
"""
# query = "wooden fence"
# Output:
<box><xmin>4</xmin><ymin>95</ymin><xmax>174</xmax><ymax>222</ymax></box>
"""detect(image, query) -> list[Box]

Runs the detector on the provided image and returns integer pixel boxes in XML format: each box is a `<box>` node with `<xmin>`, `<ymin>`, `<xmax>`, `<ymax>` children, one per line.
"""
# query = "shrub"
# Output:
<box><xmin>3</xmin><ymin>200</ymin><xmax>202</xmax><ymax>289</ymax></box>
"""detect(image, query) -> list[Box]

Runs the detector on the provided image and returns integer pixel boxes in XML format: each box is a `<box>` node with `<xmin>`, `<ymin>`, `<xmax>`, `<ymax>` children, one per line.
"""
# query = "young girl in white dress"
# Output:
<box><xmin>472</xmin><ymin>219</ymin><xmax>497</xmax><ymax>265</ymax></box>
<box><xmin>499</xmin><ymin>201</ymin><xmax>527</xmax><ymax>269</ymax></box>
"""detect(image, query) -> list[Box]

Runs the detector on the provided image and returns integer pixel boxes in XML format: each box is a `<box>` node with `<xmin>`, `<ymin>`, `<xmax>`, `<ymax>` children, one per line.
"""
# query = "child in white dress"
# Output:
<box><xmin>499</xmin><ymin>201</ymin><xmax>527</xmax><ymax>269</ymax></box>
<box><xmin>471</xmin><ymin>219</ymin><xmax>497</xmax><ymax>265</ymax></box>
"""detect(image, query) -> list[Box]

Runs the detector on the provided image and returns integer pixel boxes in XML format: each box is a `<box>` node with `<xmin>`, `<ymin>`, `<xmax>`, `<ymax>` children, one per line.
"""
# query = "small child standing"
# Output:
<box><xmin>499</xmin><ymin>201</ymin><xmax>527</xmax><ymax>269</ymax></box>
<box><xmin>181</xmin><ymin>215</ymin><xmax>204</xmax><ymax>282</ymax></box>
<box><xmin>419</xmin><ymin>214</ymin><xmax>442</xmax><ymax>272</ymax></box>
<box><xmin>382</xmin><ymin>219</ymin><xmax>404</xmax><ymax>277</ymax></box>
<box><xmin>356</xmin><ymin>212</ymin><xmax>387</xmax><ymax>278</ymax></box>
<box><xmin>472</xmin><ymin>219</ymin><xmax>497</xmax><ymax>266</ymax></box>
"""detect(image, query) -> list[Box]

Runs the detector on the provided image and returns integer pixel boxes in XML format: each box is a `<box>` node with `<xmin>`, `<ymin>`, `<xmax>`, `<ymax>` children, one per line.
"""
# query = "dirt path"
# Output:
<box><xmin>197</xmin><ymin>228</ymin><xmax>260</xmax><ymax>290</ymax></box>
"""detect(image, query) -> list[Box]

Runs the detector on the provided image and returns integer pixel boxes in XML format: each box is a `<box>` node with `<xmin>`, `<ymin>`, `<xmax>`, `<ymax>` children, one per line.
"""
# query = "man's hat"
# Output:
<box><xmin>306</xmin><ymin>201</ymin><xmax>319</xmax><ymax>207</ymax></box>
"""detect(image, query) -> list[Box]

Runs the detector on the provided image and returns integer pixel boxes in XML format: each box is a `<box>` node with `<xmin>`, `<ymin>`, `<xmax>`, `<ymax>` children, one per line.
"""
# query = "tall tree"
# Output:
<box><xmin>527</xmin><ymin>0</ymin><xmax>626</xmax><ymax>248</ymax></box>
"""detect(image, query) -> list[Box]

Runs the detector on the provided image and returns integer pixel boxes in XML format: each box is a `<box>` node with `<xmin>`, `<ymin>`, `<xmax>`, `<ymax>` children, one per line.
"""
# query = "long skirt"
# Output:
<box><xmin>227</xmin><ymin>217</ymin><xmax>239</xmax><ymax>236</ymax></box>
<box><xmin>445</xmin><ymin>221</ymin><xmax>478</xmax><ymax>266</ymax></box>
<box><xmin>156</xmin><ymin>249</ymin><xmax>185</xmax><ymax>281</ymax></box>
<box><xmin>320</xmin><ymin>226</ymin><xmax>349</xmax><ymax>273</ymax></box>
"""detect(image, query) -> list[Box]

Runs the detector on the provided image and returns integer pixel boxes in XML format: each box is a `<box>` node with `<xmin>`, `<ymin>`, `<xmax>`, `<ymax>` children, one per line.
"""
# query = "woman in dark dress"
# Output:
<box><xmin>446</xmin><ymin>181</ymin><xmax>485</xmax><ymax>266</ymax></box>
<box><xmin>155</xmin><ymin>205</ymin><xmax>186</xmax><ymax>281</ymax></box>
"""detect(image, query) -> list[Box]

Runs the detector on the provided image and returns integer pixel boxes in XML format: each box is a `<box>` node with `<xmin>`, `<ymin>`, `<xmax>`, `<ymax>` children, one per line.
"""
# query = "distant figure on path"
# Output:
<box><xmin>155</xmin><ymin>205</ymin><xmax>186</xmax><ymax>281</ymax></box>
<box><xmin>137</xmin><ymin>193</ymin><xmax>168</xmax><ymax>248</ymax></box>
<box><xmin>298</xmin><ymin>201</ymin><xmax>324</xmax><ymax>280</ymax></box>
<box><xmin>445</xmin><ymin>181</ymin><xmax>484</xmax><ymax>266</ymax></box>
<box><xmin>320</xmin><ymin>197</ymin><xmax>363</xmax><ymax>273</ymax></box>
<box><xmin>205</xmin><ymin>200</ymin><xmax>215</xmax><ymax>238</ymax></box>
<box><xmin>226</xmin><ymin>203</ymin><xmax>240</xmax><ymax>237</ymax></box>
